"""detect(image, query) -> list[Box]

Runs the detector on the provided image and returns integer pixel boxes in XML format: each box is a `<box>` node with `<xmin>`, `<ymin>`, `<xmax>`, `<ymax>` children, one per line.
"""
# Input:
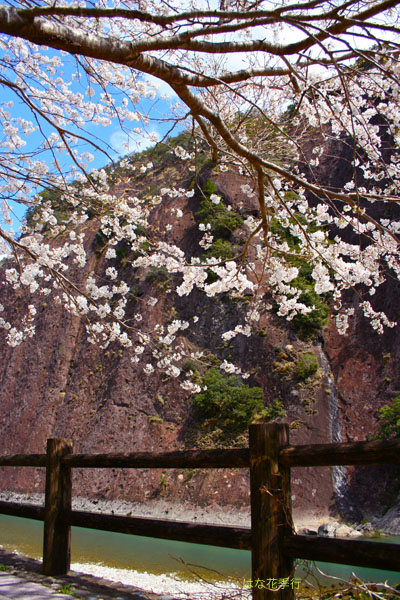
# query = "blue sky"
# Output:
<box><xmin>1</xmin><ymin>55</ymin><xmax>181</xmax><ymax>232</ymax></box>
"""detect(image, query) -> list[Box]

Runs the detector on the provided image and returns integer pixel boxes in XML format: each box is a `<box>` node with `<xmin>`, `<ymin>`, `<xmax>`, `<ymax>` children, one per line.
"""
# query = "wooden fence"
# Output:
<box><xmin>0</xmin><ymin>423</ymin><xmax>399</xmax><ymax>600</ymax></box>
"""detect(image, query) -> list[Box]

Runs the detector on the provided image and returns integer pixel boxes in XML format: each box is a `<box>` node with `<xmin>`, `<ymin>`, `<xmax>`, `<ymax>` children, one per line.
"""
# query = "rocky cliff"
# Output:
<box><xmin>0</xmin><ymin>141</ymin><xmax>399</xmax><ymax>527</ymax></box>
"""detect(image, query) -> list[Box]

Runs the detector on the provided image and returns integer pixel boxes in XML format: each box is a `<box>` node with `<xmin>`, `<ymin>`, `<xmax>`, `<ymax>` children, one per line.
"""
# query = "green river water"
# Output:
<box><xmin>0</xmin><ymin>514</ymin><xmax>398</xmax><ymax>586</ymax></box>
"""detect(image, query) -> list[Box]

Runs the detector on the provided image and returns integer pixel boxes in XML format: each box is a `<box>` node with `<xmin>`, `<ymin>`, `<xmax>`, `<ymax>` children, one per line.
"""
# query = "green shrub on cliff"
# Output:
<box><xmin>253</xmin><ymin>399</ymin><xmax>287</xmax><ymax>422</ymax></box>
<box><xmin>378</xmin><ymin>392</ymin><xmax>400</xmax><ymax>439</ymax></box>
<box><xmin>193</xmin><ymin>368</ymin><xmax>264</xmax><ymax>433</ymax></box>
<box><xmin>196</xmin><ymin>179</ymin><xmax>243</xmax><ymax>241</ymax></box>
<box><xmin>270</xmin><ymin>214</ymin><xmax>331</xmax><ymax>339</ymax></box>
<box><xmin>295</xmin><ymin>351</ymin><xmax>319</xmax><ymax>381</ymax></box>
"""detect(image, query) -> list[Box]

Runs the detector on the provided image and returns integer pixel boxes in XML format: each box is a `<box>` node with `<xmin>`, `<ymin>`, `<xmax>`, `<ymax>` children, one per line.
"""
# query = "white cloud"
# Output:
<box><xmin>110</xmin><ymin>129</ymin><xmax>160</xmax><ymax>156</ymax></box>
<box><xmin>144</xmin><ymin>75</ymin><xmax>178</xmax><ymax>99</ymax></box>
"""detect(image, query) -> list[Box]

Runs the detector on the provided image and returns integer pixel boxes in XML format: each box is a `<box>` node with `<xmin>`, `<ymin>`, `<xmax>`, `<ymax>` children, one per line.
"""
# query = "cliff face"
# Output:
<box><xmin>0</xmin><ymin>147</ymin><xmax>399</xmax><ymax>524</ymax></box>
<box><xmin>308</xmin><ymin>135</ymin><xmax>400</xmax><ymax>522</ymax></box>
<box><xmin>324</xmin><ymin>301</ymin><xmax>400</xmax><ymax>521</ymax></box>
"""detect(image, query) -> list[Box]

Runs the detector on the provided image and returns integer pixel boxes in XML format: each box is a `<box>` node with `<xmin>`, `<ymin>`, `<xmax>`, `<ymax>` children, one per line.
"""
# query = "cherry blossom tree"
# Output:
<box><xmin>0</xmin><ymin>0</ymin><xmax>399</xmax><ymax>385</ymax></box>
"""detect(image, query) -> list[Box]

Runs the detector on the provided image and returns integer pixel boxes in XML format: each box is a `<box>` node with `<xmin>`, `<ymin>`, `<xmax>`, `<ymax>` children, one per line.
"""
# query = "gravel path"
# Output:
<box><xmin>0</xmin><ymin>550</ymin><xmax>165</xmax><ymax>600</ymax></box>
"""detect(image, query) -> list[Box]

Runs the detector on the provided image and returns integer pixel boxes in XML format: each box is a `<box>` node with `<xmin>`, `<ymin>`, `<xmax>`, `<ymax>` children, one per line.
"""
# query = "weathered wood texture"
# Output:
<box><xmin>280</xmin><ymin>439</ymin><xmax>400</xmax><ymax>467</ymax></box>
<box><xmin>43</xmin><ymin>439</ymin><xmax>72</xmax><ymax>576</ymax></box>
<box><xmin>69</xmin><ymin>510</ymin><xmax>252</xmax><ymax>549</ymax></box>
<box><xmin>0</xmin><ymin>500</ymin><xmax>44</xmax><ymax>520</ymax></box>
<box><xmin>63</xmin><ymin>448</ymin><xmax>249</xmax><ymax>469</ymax></box>
<box><xmin>0</xmin><ymin>426</ymin><xmax>400</xmax><ymax>593</ymax></box>
<box><xmin>249</xmin><ymin>423</ymin><xmax>295</xmax><ymax>600</ymax></box>
<box><xmin>0</xmin><ymin>454</ymin><xmax>46</xmax><ymax>467</ymax></box>
<box><xmin>283</xmin><ymin>535</ymin><xmax>400</xmax><ymax>572</ymax></box>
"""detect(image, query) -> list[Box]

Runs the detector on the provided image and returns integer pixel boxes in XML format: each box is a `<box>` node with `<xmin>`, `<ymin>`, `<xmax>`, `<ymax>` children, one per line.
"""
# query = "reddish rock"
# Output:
<box><xmin>0</xmin><ymin>156</ymin><xmax>398</xmax><ymax>524</ymax></box>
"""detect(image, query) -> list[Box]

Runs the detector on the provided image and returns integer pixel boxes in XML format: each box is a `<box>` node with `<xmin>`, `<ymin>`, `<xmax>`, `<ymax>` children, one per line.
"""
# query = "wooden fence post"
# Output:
<box><xmin>249</xmin><ymin>423</ymin><xmax>295</xmax><ymax>600</ymax></box>
<box><xmin>43</xmin><ymin>438</ymin><xmax>73</xmax><ymax>575</ymax></box>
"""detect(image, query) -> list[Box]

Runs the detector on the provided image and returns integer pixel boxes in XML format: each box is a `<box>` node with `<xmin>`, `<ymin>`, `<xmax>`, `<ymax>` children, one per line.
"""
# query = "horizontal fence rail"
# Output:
<box><xmin>0</xmin><ymin>424</ymin><xmax>399</xmax><ymax>600</ymax></box>
<box><xmin>280</xmin><ymin>438</ymin><xmax>400</xmax><ymax>467</ymax></box>
<box><xmin>70</xmin><ymin>510</ymin><xmax>252</xmax><ymax>549</ymax></box>
<box><xmin>283</xmin><ymin>534</ymin><xmax>400</xmax><ymax>572</ymax></box>
<box><xmin>2</xmin><ymin>438</ymin><xmax>399</xmax><ymax>469</ymax></box>
<box><xmin>0</xmin><ymin>454</ymin><xmax>47</xmax><ymax>467</ymax></box>
<box><xmin>63</xmin><ymin>447</ymin><xmax>250</xmax><ymax>469</ymax></box>
<box><xmin>0</xmin><ymin>500</ymin><xmax>45</xmax><ymax>521</ymax></box>
<box><xmin>58</xmin><ymin>438</ymin><xmax>400</xmax><ymax>470</ymax></box>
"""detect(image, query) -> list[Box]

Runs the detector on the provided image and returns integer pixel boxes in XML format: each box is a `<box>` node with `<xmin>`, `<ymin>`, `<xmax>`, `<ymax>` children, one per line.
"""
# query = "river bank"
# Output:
<box><xmin>2</xmin><ymin>489</ymin><xmax>391</xmax><ymax>536</ymax></box>
<box><xmin>0</xmin><ymin>502</ymin><xmax>399</xmax><ymax>599</ymax></box>
<box><xmin>0</xmin><ymin>547</ymin><xmax>163</xmax><ymax>600</ymax></box>
<box><xmin>0</xmin><ymin>531</ymin><xmax>251</xmax><ymax>599</ymax></box>
<box><xmin>1</xmin><ymin>516</ymin><xmax>399</xmax><ymax>599</ymax></box>
<box><xmin>0</xmin><ymin>490</ymin><xmax>345</xmax><ymax>534</ymax></box>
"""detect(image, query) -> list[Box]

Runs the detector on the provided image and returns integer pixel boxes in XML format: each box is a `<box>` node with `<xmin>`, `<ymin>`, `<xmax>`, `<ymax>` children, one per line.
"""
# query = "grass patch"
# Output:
<box><xmin>295</xmin><ymin>352</ymin><xmax>319</xmax><ymax>381</ymax></box>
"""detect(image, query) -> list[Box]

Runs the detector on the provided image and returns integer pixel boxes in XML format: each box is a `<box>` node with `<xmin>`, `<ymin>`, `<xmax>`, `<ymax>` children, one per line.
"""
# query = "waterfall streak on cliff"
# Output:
<box><xmin>318</xmin><ymin>346</ymin><xmax>348</xmax><ymax>500</ymax></box>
